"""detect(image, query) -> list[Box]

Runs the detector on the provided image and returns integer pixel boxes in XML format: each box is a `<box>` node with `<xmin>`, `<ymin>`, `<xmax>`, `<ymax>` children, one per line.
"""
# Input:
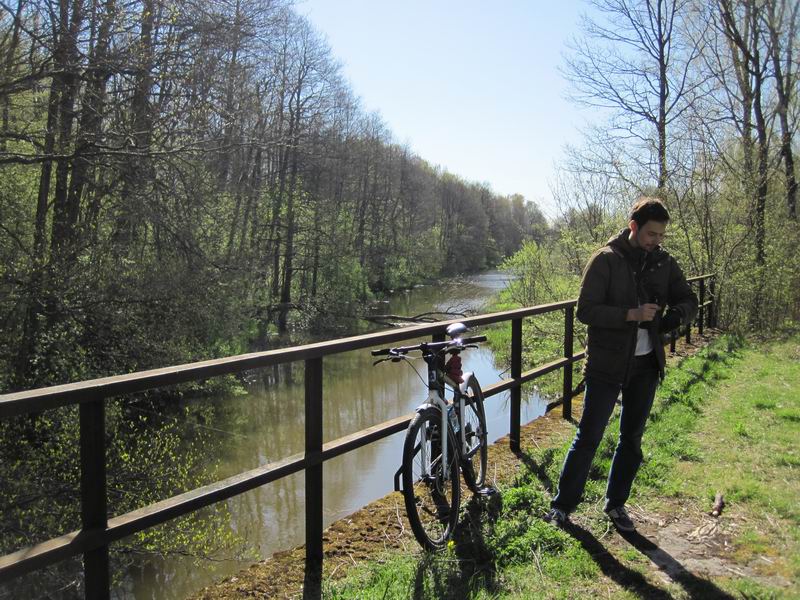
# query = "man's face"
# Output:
<box><xmin>629</xmin><ymin>219</ymin><xmax>667</xmax><ymax>252</ymax></box>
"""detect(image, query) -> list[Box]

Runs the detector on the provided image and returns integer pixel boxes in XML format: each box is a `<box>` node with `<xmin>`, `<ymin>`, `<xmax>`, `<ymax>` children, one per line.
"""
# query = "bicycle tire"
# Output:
<box><xmin>401</xmin><ymin>407</ymin><xmax>461</xmax><ymax>551</ymax></box>
<box><xmin>460</xmin><ymin>375</ymin><xmax>488</xmax><ymax>493</ymax></box>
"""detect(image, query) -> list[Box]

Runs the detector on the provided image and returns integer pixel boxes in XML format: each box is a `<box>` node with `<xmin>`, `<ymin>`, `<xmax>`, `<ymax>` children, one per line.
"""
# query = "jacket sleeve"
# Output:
<box><xmin>576</xmin><ymin>251</ymin><xmax>632</xmax><ymax>329</ymax></box>
<box><xmin>667</xmin><ymin>257</ymin><xmax>699</xmax><ymax>325</ymax></box>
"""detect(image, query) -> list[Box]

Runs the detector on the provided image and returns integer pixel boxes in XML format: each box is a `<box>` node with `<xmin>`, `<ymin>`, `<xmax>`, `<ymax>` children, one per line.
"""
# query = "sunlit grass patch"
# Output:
<box><xmin>725</xmin><ymin>578</ymin><xmax>792</xmax><ymax>600</ymax></box>
<box><xmin>652</xmin><ymin>336</ymin><xmax>800</xmax><ymax>595</ymax></box>
<box><xmin>775</xmin><ymin>453</ymin><xmax>800</xmax><ymax>468</ymax></box>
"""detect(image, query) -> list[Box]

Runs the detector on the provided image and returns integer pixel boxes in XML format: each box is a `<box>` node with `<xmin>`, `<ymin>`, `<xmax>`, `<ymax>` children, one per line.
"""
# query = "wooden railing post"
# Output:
<box><xmin>305</xmin><ymin>358</ymin><xmax>323</xmax><ymax>567</ymax></box>
<box><xmin>80</xmin><ymin>400</ymin><xmax>109</xmax><ymax>600</ymax></box>
<box><xmin>710</xmin><ymin>277</ymin><xmax>717</xmax><ymax>328</ymax></box>
<box><xmin>510</xmin><ymin>318</ymin><xmax>522</xmax><ymax>453</ymax></box>
<box><xmin>685</xmin><ymin>282</ymin><xmax>692</xmax><ymax>345</ymax></box>
<box><xmin>698</xmin><ymin>279</ymin><xmax>706</xmax><ymax>335</ymax></box>
<box><xmin>562</xmin><ymin>306</ymin><xmax>574</xmax><ymax>421</ymax></box>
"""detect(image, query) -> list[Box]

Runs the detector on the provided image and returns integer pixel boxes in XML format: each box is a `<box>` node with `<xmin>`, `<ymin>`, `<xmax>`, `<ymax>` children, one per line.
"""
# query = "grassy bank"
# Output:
<box><xmin>322</xmin><ymin>335</ymin><xmax>800</xmax><ymax>599</ymax></box>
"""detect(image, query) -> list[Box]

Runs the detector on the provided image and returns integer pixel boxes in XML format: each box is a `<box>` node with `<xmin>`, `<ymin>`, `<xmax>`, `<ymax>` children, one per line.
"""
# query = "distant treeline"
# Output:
<box><xmin>0</xmin><ymin>1</ymin><xmax>546</xmax><ymax>390</ymax></box>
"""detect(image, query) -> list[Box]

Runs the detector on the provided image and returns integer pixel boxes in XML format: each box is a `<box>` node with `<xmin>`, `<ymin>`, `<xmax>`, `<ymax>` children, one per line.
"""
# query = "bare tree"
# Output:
<box><xmin>564</xmin><ymin>0</ymin><xmax>704</xmax><ymax>190</ymax></box>
<box><xmin>716</xmin><ymin>0</ymin><xmax>773</xmax><ymax>269</ymax></box>
<box><xmin>764</xmin><ymin>0</ymin><xmax>798</xmax><ymax>219</ymax></box>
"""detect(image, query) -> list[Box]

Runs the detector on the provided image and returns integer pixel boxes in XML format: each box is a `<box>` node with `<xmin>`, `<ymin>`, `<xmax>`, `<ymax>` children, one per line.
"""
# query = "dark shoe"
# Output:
<box><xmin>544</xmin><ymin>507</ymin><xmax>568</xmax><ymax>527</ymax></box>
<box><xmin>606</xmin><ymin>506</ymin><xmax>635</xmax><ymax>532</ymax></box>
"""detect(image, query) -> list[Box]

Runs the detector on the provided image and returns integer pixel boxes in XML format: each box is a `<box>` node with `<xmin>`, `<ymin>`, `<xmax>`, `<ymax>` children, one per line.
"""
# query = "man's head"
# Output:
<box><xmin>628</xmin><ymin>196</ymin><xmax>669</xmax><ymax>252</ymax></box>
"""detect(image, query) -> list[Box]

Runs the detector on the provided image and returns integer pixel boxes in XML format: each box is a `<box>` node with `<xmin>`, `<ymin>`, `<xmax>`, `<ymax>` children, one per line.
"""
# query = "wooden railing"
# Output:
<box><xmin>671</xmin><ymin>274</ymin><xmax>717</xmax><ymax>351</ymax></box>
<box><xmin>0</xmin><ymin>274</ymin><xmax>716</xmax><ymax>599</ymax></box>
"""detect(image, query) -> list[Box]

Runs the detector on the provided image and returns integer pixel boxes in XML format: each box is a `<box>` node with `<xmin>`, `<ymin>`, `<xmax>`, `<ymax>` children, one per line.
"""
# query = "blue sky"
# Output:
<box><xmin>299</xmin><ymin>0</ymin><xmax>591</xmax><ymax>216</ymax></box>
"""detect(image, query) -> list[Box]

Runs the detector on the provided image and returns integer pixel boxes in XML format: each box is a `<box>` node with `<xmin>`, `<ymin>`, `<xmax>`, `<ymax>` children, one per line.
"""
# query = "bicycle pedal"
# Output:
<box><xmin>476</xmin><ymin>486</ymin><xmax>498</xmax><ymax>497</ymax></box>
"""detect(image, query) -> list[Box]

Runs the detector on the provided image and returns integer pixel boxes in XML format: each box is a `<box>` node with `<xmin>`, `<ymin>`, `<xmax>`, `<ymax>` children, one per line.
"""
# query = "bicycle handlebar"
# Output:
<box><xmin>371</xmin><ymin>335</ymin><xmax>487</xmax><ymax>357</ymax></box>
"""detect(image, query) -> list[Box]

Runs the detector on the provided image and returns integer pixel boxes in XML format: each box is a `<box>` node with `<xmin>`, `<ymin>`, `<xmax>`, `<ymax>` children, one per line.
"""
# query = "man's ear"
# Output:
<box><xmin>628</xmin><ymin>219</ymin><xmax>638</xmax><ymax>234</ymax></box>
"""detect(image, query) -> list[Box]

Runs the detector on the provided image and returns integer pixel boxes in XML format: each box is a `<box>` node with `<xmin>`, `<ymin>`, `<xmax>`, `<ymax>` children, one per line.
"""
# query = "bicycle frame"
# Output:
<box><xmin>416</xmin><ymin>351</ymin><xmax>469</xmax><ymax>481</ymax></box>
<box><xmin>373</xmin><ymin>328</ymin><xmax>486</xmax><ymax>499</ymax></box>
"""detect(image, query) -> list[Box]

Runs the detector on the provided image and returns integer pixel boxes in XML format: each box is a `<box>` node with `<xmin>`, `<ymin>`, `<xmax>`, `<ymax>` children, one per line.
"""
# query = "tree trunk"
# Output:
<box><xmin>657</xmin><ymin>0</ymin><xmax>669</xmax><ymax>190</ymax></box>
<box><xmin>278</xmin><ymin>139</ymin><xmax>300</xmax><ymax>331</ymax></box>
<box><xmin>50</xmin><ymin>0</ymin><xmax>84</xmax><ymax>260</ymax></box>
<box><xmin>116</xmin><ymin>0</ymin><xmax>155</xmax><ymax>251</ymax></box>
<box><xmin>14</xmin><ymin>0</ymin><xmax>80</xmax><ymax>387</ymax></box>
<box><xmin>69</xmin><ymin>0</ymin><xmax>115</xmax><ymax>242</ymax></box>
<box><xmin>1</xmin><ymin>0</ymin><xmax>25</xmax><ymax>151</ymax></box>
<box><xmin>766</xmin><ymin>0</ymin><xmax>798</xmax><ymax>219</ymax></box>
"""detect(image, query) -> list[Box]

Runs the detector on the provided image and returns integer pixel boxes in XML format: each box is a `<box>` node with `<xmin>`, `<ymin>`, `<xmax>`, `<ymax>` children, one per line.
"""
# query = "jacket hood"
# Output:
<box><xmin>607</xmin><ymin>228</ymin><xmax>666</xmax><ymax>263</ymax></box>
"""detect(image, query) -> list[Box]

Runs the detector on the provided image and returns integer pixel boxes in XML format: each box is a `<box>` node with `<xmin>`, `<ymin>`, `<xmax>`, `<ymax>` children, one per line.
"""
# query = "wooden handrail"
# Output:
<box><xmin>0</xmin><ymin>300</ymin><xmax>578</xmax><ymax>418</ymax></box>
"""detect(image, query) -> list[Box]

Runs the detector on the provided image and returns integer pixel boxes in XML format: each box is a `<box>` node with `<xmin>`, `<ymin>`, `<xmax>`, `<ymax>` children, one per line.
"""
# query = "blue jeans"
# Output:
<box><xmin>552</xmin><ymin>352</ymin><xmax>659</xmax><ymax>513</ymax></box>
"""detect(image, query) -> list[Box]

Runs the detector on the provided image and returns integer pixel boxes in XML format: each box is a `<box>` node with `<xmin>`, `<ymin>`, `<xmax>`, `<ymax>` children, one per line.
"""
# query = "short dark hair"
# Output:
<box><xmin>629</xmin><ymin>196</ymin><xmax>670</xmax><ymax>227</ymax></box>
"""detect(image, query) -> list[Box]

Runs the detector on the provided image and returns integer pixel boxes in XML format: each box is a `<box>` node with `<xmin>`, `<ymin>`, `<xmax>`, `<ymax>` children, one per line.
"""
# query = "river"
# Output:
<box><xmin>120</xmin><ymin>271</ymin><xmax>547</xmax><ymax>599</ymax></box>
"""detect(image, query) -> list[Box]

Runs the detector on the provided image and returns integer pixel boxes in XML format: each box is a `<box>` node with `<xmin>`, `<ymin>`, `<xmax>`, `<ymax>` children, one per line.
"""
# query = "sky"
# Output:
<box><xmin>299</xmin><ymin>0</ymin><xmax>591</xmax><ymax>217</ymax></box>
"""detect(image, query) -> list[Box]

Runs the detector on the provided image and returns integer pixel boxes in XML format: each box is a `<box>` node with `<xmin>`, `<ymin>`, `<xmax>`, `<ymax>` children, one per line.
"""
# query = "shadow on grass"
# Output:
<box><xmin>513</xmin><ymin>446</ymin><xmax>562</xmax><ymax>495</ymax></box>
<box><xmin>655</xmin><ymin>337</ymin><xmax>742</xmax><ymax>414</ymax></box>
<box><xmin>618</xmin><ymin>529</ymin><xmax>735</xmax><ymax>600</ymax></box>
<box><xmin>410</xmin><ymin>492</ymin><xmax>502</xmax><ymax>599</ymax></box>
<box><xmin>562</xmin><ymin>522</ymin><xmax>735</xmax><ymax>600</ymax></box>
<box><xmin>562</xmin><ymin>522</ymin><xmax>675</xmax><ymax>599</ymax></box>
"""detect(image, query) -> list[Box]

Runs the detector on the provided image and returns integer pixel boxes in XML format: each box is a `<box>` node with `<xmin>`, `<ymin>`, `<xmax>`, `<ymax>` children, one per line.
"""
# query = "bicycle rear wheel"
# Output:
<box><xmin>460</xmin><ymin>375</ymin><xmax>488</xmax><ymax>493</ymax></box>
<box><xmin>401</xmin><ymin>407</ymin><xmax>460</xmax><ymax>551</ymax></box>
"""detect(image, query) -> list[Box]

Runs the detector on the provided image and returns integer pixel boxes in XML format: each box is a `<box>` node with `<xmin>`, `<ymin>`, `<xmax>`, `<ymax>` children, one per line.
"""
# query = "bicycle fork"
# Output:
<box><xmin>393</xmin><ymin>390</ymin><xmax>450</xmax><ymax>493</ymax></box>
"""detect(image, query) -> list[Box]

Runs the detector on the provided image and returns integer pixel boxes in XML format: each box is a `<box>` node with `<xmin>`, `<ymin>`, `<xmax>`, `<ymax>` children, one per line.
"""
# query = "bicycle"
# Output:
<box><xmin>371</xmin><ymin>322</ymin><xmax>491</xmax><ymax>551</ymax></box>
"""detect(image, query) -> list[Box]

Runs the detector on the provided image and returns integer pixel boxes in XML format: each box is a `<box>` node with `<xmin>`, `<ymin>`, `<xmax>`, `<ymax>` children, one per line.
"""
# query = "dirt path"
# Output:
<box><xmin>193</xmin><ymin>333</ymin><xmax>733</xmax><ymax>599</ymax></box>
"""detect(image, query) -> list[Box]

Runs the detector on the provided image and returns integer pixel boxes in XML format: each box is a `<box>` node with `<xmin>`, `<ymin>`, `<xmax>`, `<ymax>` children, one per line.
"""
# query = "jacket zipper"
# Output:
<box><xmin>622</xmin><ymin>258</ymin><xmax>647</xmax><ymax>386</ymax></box>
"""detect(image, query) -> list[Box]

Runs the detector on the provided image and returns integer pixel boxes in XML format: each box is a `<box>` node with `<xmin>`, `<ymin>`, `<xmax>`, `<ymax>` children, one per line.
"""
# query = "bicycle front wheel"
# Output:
<box><xmin>460</xmin><ymin>375</ymin><xmax>488</xmax><ymax>492</ymax></box>
<box><xmin>402</xmin><ymin>407</ymin><xmax>461</xmax><ymax>551</ymax></box>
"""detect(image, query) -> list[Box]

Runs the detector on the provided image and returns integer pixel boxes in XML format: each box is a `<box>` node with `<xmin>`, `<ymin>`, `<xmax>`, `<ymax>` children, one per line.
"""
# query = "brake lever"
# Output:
<box><xmin>444</xmin><ymin>343</ymin><xmax>478</xmax><ymax>354</ymax></box>
<box><xmin>373</xmin><ymin>354</ymin><xmax>406</xmax><ymax>366</ymax></box>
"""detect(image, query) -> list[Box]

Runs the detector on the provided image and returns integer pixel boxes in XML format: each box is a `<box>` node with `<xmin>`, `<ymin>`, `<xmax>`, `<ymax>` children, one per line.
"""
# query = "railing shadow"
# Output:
<box><xmin>618</xmin><ymin>529</ymin><xmax>735</xmax><ymax>600</ymax></box>
<box><xmin>512</xmin><ymin>446</ymin><xmax>563</xmax><ymax>494</ymax></box>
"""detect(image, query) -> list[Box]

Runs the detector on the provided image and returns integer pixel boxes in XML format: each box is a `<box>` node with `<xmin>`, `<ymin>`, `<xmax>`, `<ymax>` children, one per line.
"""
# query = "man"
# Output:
<box><xmin>545</xmin><ymin>197</ymin><xmax>698</xmax><ymax>531</ymax></box>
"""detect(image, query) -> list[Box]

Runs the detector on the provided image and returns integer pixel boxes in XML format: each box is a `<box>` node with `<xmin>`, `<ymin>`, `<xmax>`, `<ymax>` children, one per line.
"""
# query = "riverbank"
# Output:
<box><xmin>188</xmin><ymin>329</ymin><xmax>800</xmax><ymax>599</ymax></box>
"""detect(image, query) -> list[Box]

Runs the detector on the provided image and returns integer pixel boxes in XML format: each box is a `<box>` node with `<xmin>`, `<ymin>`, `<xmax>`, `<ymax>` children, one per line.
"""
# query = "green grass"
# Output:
<box><xmin>650</xmin><ymin>336</ymin><xmax>800</xmax><ymax>594</ymax></box>
<box><xmin>324</xmin><ymin>335</ymin><xmax>800</xmax><ymax>599</ymax></box>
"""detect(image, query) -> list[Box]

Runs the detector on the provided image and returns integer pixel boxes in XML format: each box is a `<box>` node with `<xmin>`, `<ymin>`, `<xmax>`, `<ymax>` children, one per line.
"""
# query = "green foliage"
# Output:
<box><xmin>501</xmin><ymin>241</ymin><xmax>580</xmax><ymax>308</ymax></box>
<box><xmin>303</xmin><ymin>257</ymin><xmax>375</xmax><ymax>331</ymax></box>
<box><xmin>0</xmin><ymin>1</ymin><xmax>546</xmax><ymax>395</ymax></box>
<box><xmin>0</xmin><ymin>399</ymin><xmax>250</xmax><ymax>597</ymax></box>
<box><xmin>382</xmin><ymin>256</ymin><xmax>416</xmax><ymax>290</ymax></box>
<box><xmin>484</xmin><ymin>244</ymin><xmax>584</xmax><ymax>402</ymax></box>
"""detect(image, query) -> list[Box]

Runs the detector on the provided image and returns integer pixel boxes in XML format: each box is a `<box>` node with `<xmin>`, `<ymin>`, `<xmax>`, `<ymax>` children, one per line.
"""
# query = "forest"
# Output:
<box><xmin>0</xmin><ymin>0</ymin><xmax>547</xmax><ymax>393</ymax></box>
<box><xmin>1</xmin><ymin>0</ymin><xmax>799</xmax><ymax>597</ymax></box>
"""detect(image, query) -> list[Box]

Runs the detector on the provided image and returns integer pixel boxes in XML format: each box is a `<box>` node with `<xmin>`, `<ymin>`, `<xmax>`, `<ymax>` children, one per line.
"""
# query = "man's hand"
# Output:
<box><xmin>627</xmin><ymin>303</ymin><xmax>660</xmax><ymax>322</ymax></box>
